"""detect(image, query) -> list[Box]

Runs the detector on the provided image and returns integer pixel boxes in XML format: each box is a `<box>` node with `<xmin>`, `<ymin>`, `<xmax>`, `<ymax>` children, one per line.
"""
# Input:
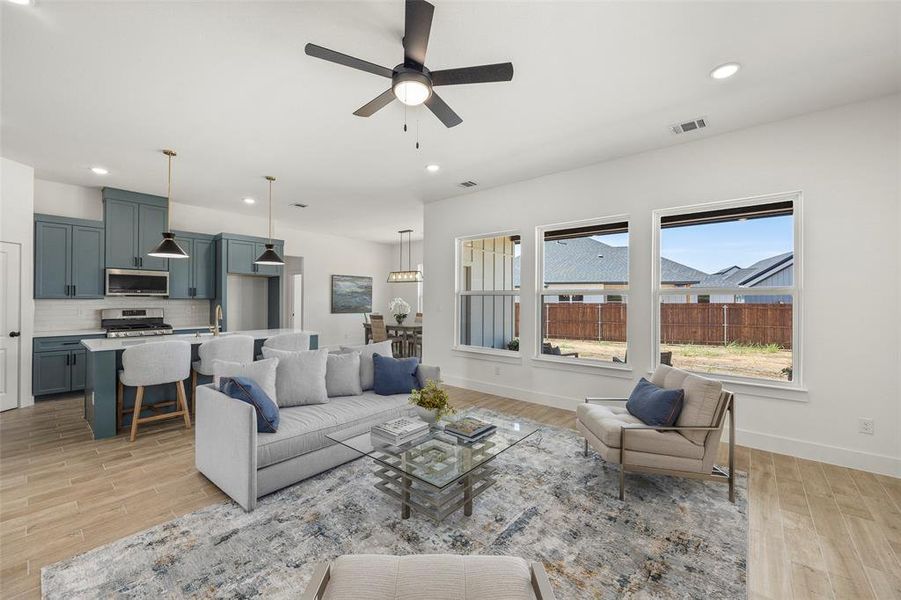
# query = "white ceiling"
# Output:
<box><xmin>2</xmin><ymin>1</ymin><xmax>899</xmax><ymax>243</ymax></box>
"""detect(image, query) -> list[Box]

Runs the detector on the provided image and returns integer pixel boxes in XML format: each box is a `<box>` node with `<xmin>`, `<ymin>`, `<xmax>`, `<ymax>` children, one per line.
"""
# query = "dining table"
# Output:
<box><xmin>362</xmin><ymin>322</ymin><xmax>422</xmax><ymax>358</ymax></box>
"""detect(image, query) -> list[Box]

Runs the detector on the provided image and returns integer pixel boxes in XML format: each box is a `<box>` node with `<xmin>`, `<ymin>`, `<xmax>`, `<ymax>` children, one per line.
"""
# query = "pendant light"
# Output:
<box><xmin>254</xmin><ymin>176</ymin><xmax>285</xmax><ymax>266</ymax></box>
<box><xmin>148</xmin><ymin>149</ymin><xmax>189</xmax><ymax>259</ymax></box>
<box><xmin>387</xmin><ymin>229</ymin><xmax>422</xmax><ymax>283</ymax></box>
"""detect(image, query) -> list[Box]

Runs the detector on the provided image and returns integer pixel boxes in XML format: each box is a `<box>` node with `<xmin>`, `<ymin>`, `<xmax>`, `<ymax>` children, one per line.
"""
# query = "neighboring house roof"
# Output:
<box><xmin>513</xmin><ymin>237</ymin><xmax>793</xmax><ymax>289</ymax></box>
<box><xmin>514</xmin><ymin>237</ymin><xmax>708</xmax><ymax>286</ymax></box>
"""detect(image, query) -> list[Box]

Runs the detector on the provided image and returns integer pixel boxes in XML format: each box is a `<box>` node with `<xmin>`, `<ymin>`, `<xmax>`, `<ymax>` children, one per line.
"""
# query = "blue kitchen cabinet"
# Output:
<box><xmin>227</xmin><ymin>239</ymin><xmax>257</xmax><ymax>274</ymax></box>
<box><xmin>70</xmin><ymin>349</ymin><xmax>87</xmax><ymax>390</ymax></box>
<box><xmin>33</xmin><ymin>350</ymin><xmax>72</xmax><ymax>396</ymax></box>
<box><xmin>34</xmin><ymin>216</ymin><xmax>104</xmax><ymax>299</ymax></box>
<box><xmin>103</xmin><ymin>188</ymin><xmax>169</xmax><ymax>270</ymax></box>
<box><xmin>169</xmin><ymin>232</ymin><xmax>216</xmax><ymax>298</ymax></box>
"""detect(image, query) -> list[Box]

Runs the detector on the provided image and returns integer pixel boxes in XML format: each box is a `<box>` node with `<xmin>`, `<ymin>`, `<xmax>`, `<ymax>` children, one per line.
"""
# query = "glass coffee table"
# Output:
<box><xmin>327</xmin><ymin>412</ymin><xmax>539</xmax><ymax>522</ymax></box>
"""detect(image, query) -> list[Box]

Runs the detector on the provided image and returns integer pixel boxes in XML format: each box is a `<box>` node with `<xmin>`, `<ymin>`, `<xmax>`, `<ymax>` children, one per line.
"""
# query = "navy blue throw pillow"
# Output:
<box><xmin>372</xmin><ymin>353</ymin><xmax>421</xmax><ymax>396</ymax></box>
<box><xmin>626</xmin><ymin>378</ymin><xmax>684</xmax><ymax>427</ymax></box>
<box><xmin>219</xmin><ymin>376</ymin><xmax>280</xmax><ymax>433</ymax></box>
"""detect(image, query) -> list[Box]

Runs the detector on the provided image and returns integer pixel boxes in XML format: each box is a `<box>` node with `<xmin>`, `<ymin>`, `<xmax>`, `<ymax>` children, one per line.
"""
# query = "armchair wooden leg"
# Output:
<box><xmin>728</xmin><ymin>397</ymin><xmax>736</xmax><ymax>503</ymax></box>
<box><xmin>583</xmin><ymin>439</ymin><xmax>589</xmax><ymax>457</ymax></box>
<box><xmin>619</xmin><ymin>426</ymin><xmax>626</xmax><ymax>500</ymax></box>
<box><xmin>619</xmin><ymin>466</ymin><xmax>625</xmax><ymax>501</ymax></box>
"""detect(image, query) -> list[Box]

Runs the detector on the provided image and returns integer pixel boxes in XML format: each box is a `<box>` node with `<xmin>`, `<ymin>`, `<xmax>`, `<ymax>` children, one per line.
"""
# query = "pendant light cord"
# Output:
<box><xmin>267</xmin><ymin>176</ymin><xmax>275</xmax><ymax>243</ymax></box>
<box><xmin>163</xmin><ymin>149</ymin><xmax>176</xmax><ymax>231</ymax></box>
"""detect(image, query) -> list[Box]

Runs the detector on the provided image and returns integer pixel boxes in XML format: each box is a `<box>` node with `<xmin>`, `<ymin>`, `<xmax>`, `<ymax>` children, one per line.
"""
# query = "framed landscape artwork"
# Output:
<box><xmin>331</xmin><ymin>275</ymin><xmax>373</xmax><ymax>313</ymax></box>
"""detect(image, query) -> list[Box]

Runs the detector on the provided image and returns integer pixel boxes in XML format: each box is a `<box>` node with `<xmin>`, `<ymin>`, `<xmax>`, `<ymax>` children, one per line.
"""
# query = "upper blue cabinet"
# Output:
<box><xmin>102</xmin><ymin>188</ymin><xmax>169</xmax><ymax>271</ymax></box>
<box><xmin>34</xmin><ymin>215</ymin><xmax>105</xmax><ymax>299</ymax></box>
<box><xmin>168</xmin><ymin>231</ymin><xmax>216</xmax><ymax>299</ymax></box>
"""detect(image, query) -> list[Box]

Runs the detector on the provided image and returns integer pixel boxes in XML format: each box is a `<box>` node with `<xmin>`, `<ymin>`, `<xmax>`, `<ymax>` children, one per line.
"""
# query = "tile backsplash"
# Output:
<box><xmin>35</xmin><ymin>298</ymin><xmax>212</xmax><ymax>333</ymax></box>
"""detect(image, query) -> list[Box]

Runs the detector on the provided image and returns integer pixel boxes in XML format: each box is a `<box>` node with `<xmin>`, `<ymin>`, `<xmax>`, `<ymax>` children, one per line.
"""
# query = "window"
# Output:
<box><xmin>654</xmin><ymin>193</ymin><xmax>799</xmax><ymax>383</ymax></box>
<box><xmin>537</xmin><ymin>218</ymin><xmax>629</xmax><ymax>363</ymax></box>
<box><xmin>456</xmin><ymin>234</ymin><xmax>520</xmax><ymax>352</ymax></box>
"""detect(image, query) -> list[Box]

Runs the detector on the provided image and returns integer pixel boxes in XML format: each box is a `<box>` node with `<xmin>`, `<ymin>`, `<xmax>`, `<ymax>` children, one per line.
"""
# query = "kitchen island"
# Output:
<box><xmin>81</xmin><ymin>328</ymin><xmax>319</xmax><ymax>439</ymax></box>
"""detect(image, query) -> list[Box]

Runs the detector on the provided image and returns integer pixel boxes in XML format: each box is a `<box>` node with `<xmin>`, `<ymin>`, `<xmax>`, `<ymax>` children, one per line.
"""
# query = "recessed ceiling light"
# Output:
<box><xmin>710</xmin><ymin>62</ymin><xmax>741</xmax><ymax>80</ymax></box>
<box><xmin>243</xmin><ymin>197</ymin><xmax>256</xmax><ymax>205</ymax></box>
<box><xmin>426</xmin><ymin>164</ymin><xmax>440</xmax><ymax>173</ymax></box>
<box><xmin>90</xmin><ymin>166</ymin><xmax>108</xmax><ymax>175</ymax></box>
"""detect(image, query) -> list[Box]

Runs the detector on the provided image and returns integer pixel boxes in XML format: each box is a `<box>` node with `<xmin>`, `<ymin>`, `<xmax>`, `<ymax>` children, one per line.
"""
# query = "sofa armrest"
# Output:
<box><xmin>195</xmin><ymin>385</ymin><xmax>258</xmax><ymax>511</ymax></box>
<box><xmin>417</xmin><ymin>364</ymin><xmax>441</xmax><ymax>388</ymax></box>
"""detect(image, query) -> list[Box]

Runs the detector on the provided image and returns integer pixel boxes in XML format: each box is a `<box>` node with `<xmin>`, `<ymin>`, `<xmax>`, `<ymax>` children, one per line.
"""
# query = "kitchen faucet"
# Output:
<box><xmin>211</xmin><ymin>304</ymin><xmax>224</xmax><ymax>336</ymax></box>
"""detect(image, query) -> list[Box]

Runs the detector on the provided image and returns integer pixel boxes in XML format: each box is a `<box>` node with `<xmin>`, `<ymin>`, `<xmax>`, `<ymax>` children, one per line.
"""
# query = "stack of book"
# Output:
<box><xmin>444</xmin><ymin>417</ymin><xmax>496</xmax><ymax>443</ymax></box>
<box><xmin>371</xmin><ymin>417</ymin><xmax>430</xmax><ymax>446</ymax></box>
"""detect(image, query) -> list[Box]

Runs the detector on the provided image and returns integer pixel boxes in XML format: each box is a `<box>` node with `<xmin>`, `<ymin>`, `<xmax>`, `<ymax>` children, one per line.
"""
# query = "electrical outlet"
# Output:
<box><xmin>494</xmin><ymin>366</ymin><xmax>501</xmax><ymax>376</ymax></box>
<box><xmin>858</xmin><ymin>418</ymin><xmax>874</xmax><ymax>435</ymax></box>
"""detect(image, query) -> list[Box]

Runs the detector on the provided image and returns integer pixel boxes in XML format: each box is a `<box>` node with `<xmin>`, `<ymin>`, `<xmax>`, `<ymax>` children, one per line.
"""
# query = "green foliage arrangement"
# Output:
<box><xmin>409</xmin><ymin>380</ymin><xmax>455</xmax><ymax>420</ymax></box>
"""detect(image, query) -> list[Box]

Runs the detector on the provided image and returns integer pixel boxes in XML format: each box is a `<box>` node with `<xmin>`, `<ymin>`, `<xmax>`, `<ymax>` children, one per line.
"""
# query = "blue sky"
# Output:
<box><xmin>593</xmin><ymin>216</ymin><xmax>794</xmax><ymax>274</ymax></box>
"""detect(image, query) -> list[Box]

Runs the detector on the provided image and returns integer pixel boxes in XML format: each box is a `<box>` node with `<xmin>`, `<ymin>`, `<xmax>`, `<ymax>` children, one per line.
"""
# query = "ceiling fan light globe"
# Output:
<box><xmin>393</xmin><ymin>79</ymin><xmax>431</xmax><ymax>106</ymax></box>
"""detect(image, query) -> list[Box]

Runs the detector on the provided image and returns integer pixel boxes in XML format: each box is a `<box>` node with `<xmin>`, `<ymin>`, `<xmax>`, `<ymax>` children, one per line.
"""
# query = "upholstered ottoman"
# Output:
<box><xmin>300</xmin><ymin>554</ymin><xmax>556</xmax><ymax>600</ymax></box>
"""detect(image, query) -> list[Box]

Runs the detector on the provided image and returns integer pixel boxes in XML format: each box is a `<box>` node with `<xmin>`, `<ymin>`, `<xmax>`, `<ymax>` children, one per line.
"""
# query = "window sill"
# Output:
<box><xmin>452</xmin><ymin>345</ymin><xmax>522</xmax><ymax>364</ymax></box>
<box><xmin>532</xmin><ymin>355</ymin><xmax>634</xmax><ymax>378</ymax></box>
<box><xmin>647</xmin><ymin>369</ymin><xmax>809</xmax><ymax>402</ymax></box>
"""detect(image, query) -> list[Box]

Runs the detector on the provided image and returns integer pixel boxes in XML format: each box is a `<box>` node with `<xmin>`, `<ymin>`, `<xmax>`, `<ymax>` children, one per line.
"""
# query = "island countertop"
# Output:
<box><xmin>81</xmin><ymin>328</ymin><xmax>320</xmax><ymax>352</ymax></box>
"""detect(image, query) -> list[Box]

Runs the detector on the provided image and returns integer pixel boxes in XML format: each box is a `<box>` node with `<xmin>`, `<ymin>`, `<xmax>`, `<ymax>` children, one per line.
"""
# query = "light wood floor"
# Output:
<box><xmin>1</xmin><ymin>389</ymin><xmax>899</xmax><ymax>599</ymax></box>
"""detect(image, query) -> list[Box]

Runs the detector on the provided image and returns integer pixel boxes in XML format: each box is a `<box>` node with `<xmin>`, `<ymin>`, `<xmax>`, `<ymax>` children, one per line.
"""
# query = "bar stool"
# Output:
<box><xmin>192</xmin><ymin>335</ymin><xmax>255</xmax><ymax>399</ymax></box>
<box><xmin>263</xmin><ymin>332</ymin><xmax>311</xmax><ymax>352</ymax></box>
<box><xmin>117</xmin><ymin>340</ymin><xmax>192</xmax><ymax>442</ymax></box>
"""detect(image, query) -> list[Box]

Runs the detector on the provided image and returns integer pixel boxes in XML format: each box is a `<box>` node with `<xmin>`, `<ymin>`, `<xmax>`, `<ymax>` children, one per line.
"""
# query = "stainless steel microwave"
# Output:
<box><xmin>105</xmin><ymin>269</ymin><xmax>169</xmax><ymax>296</ymax></box>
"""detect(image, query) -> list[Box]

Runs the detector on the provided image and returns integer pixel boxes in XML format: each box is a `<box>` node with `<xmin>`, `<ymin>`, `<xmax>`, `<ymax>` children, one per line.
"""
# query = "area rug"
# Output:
<box><xmin>42</xmin><ymin>409</ymin><xmax>747</xmax><ymax>599</ymax></box>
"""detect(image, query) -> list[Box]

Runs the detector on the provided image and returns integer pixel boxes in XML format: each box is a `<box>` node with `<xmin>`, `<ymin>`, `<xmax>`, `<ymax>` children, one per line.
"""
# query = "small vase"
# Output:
<box><xmin>416</xmin><ymin>406</ymin><xmax>438</xmax><ymax>424</ymax></box>
<box><xmin>395</xmin><ymin>314</ymin><xmax>407</xmax><ymax>325</ymax></box>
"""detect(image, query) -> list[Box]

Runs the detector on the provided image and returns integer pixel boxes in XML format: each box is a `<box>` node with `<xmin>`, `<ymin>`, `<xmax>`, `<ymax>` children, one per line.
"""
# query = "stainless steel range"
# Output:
<box><xmin>102</xmin><ymin>308</ymin><xmax>174</xmax><ymax>338</ymax></box>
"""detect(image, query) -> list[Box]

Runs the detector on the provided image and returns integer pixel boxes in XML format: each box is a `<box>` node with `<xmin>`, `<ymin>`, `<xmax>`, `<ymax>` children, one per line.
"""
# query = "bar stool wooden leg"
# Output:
<box><xmin>177</xmin><ymin>381</ymin><xmax>192</xmax><ymax>429</ymax></box>
<box><xmin>129</xmin><ymin>386</ymin><xmax>145</xmax><ymax>442</ymax></box>
<box><xmin>117</xmin><ymin>379</ymin><xmax>124</xmax><ymax>432</ymax></box>
<box><xmin>191</xmin><ymin>369</ymin><xmax>198</xmax><ymax>415</ymax></box>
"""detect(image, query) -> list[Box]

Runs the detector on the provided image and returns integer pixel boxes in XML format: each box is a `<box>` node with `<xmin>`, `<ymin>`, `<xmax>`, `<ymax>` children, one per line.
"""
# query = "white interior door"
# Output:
<box><xmin>292</xmin><ymin>274</ymin><xmax>303</xmax><ymax>329</ymax></box>
<box><xmin>1</xmin><ymin>242</ymin><xmax>22</xmax><ymax>411</ymax></box>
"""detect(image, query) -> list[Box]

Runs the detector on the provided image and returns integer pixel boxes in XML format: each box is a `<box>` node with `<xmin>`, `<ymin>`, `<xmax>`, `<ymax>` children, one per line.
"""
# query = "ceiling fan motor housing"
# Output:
<box><xmin>392</xmin><ymin>66</ymin><xmax>432</xmax><ymax>104</ymax></box>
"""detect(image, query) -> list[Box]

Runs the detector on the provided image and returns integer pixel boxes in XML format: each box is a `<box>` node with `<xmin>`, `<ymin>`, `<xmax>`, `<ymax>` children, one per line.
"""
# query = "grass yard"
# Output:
<box><xmin>546</xmin><ymin>338</ymin><xmax>792</xmax><ymax>381</ymax></box>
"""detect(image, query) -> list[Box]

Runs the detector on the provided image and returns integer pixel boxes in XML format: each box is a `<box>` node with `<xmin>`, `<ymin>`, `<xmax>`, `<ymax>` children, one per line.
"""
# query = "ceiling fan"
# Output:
<box><xmin>305</xmin><ymin>0</ymin><xmax>513</xmax><ymax>128</ymax></box>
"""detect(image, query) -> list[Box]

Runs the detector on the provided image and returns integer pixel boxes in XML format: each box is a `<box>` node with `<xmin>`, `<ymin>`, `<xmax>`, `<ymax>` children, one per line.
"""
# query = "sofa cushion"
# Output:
<box><xmin>576</xmin><ymin>403</ymin><xmax>704</xmax><ymax>460</ymax></box>
<box><xmin>650</xmin><ymin>365</ymin><xmax>723</xmax><ymax>445</ymax></box>
<box><xmin>626</xmin><ymin>378</ymin><xmax>684</xmax><ymax>427</ymax></box>
<box><xmin>340</xmin><ymin>340</ymin><xmax>393</xmax><ymax>391</ymax></box>
<box><xmin>320</xmin><ymin>554</ymin><xmax>536</xmax><ymax>600</ymax></box>
<box><xmin>416</xmin><ymin>364</ymin><xmax>441</xmax><ymax>388</ymax></box>
<box><xmin>218</xmin><ymin>376</ymin><xmax>279</xmax><ymax>433</ymax></box>
<box><xmin>372</xmin><ymin>353</ymin><xmax>420</xmax><ymax>396</ymax></box>
<box><xmin>212</xmin><ymin>357</ymin><xmax>278</xmax><ymax>404</ymax></box>
<box><xmin>256</xmin><ymin>391</ymin><xmax>414</xmax><ymax>469</ymax></box>
<box><xmin>326</xmin><ymin>351</ymin><xmax>363</xmax><ymax>398</ymax></box>
<box><xmin>261</xmin><ymin>347</ymin><xmax>329</xmax><ymax>407</ymax></box>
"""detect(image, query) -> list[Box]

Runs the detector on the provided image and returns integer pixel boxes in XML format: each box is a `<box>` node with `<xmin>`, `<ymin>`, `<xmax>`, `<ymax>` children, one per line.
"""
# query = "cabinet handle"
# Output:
<box><xmin>72</xmin><ymin>285</ymin><xmax>76</xmax><ymax>296</ymax></box>
<box><xmin>138</xmin><ymin>257</ymin><xmax>142</xmax><ymax>267</ymax></box>
<box><xmin>72</xmin><ymin>353</ymin><xmax>77</xmax><ymax>365</ymax></box>
<box><xmin>133</xmin><ymin>256</ymin><xmax>137</xmax><ymax>267</ymax></box>
<box><xmin>66</xmin><ymin>354</ymin><xmax>70</xmax><ymax>366</ymax></box>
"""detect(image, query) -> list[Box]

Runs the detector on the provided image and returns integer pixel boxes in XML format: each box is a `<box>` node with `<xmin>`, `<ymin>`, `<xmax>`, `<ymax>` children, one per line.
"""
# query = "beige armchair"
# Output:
<box><xmin>576</xmin><ymin>365</ymin><xmax>735</xmax><ymax>502</ymax></box>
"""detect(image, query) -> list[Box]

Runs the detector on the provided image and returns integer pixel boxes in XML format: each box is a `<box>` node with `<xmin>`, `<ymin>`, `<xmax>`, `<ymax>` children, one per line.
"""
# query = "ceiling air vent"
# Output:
<box><xmin>458</xmin><ymin>180</ymin><xmax>478</xmax><ymax>188</ymax></box>
<box><xmin>671</xmin><ymin>117</ymin><xmax>707</xmax><ymax>135</ymax></box>
<box><xmin>291</xmin><ymin>202</ymin><xmax>309</xmax><ymax>208</ymax></box>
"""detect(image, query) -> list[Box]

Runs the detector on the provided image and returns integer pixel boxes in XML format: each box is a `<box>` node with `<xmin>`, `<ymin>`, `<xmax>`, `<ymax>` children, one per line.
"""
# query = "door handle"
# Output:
<box><xmin>8</xmin><ymin>331</ymin><xmax>20</xmax><ymax>338</ymax></box>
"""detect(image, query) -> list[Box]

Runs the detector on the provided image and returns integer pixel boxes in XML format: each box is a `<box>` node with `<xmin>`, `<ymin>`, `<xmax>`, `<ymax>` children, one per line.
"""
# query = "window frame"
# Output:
<box><xmin>453</xmin><ymin>230</ymin><xmax>522</xmax><ymax>357</ymax></box>
<box><xmin>534</xmin><ymin>215</ymin><xmax>632</xmax><ymax>370</ymax></box>
<box><xmin>651</xmin><ymin>191</ymin><xmax>803</xmax><ymax>388</ymax></box>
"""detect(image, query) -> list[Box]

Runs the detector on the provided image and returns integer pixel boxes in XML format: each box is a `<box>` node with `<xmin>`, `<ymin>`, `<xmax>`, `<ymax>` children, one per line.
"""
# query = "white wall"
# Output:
<box><xmin>1</xmin><ymin>158</ymin><xmax>36</xmax><ymax>407</ymax></box>
<box><xmin>32</xmin><ymin>184</ymin><xmax>396</xmax><ymax>348</ymax></box>
<box><xmin>226</xmin><ymin>275</ymin><xmax>269</xmax><ymax>331</ymax></box>
<box><xmin>424</xmin><ymin>94</ymin><xmax>901</xmax><ymax>476</ymax></box>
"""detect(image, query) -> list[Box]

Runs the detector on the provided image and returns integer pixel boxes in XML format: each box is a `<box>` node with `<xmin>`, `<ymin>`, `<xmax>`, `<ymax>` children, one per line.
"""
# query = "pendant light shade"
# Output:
<box><xmin>387</xmin><ymin>229</ymin><xmax>422</xmax><ymax>283</ymax></box>
<box><xmin>254</xmin><ymin>176</ymin><xmax>285</xmax><ymax>266</ymax></box>
<box><xmin>148</xmin><ymin>149</ymin><xmax>189</xmax><ymax>259</ymax></box>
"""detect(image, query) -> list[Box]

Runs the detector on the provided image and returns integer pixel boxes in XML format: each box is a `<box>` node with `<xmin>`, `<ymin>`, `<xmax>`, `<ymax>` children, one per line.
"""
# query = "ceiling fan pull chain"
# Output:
<box><xmin>416</xmin><ymin>118</ymin><xmax>420</xmax><ymax>149</ymax></box>
<box><xmin>403</xmin><ymin>104</ymin><xmax>408</xmax><ymax>132</ymax></box>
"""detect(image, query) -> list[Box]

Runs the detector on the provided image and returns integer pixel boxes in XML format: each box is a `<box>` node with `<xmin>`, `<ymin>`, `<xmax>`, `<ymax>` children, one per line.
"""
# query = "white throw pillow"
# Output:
<box><xmin>211</xmin><ymin>357</ymin><xmax>279</xmax><ymax>404</ymax></box>
<box><xmin>326</xmin><ymin>351</ymin><xmax>363</xmax><ymax>398</ymax></box>
<box><xmin>340</xmin><ymin>340</ymin><xmax>394</xmax><ymax>391</ymax></box>
<box><xmin>261</xmin><ymin>347</ymin><xmax>329</xmax><ymax>407</ymax></box>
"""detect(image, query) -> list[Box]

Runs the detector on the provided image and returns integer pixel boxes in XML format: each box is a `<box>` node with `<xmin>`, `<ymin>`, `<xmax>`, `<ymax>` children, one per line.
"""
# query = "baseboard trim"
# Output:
<box><xmin>444</xmin><ymin>374</ymin><xmax>901</xmax><ymax>478</ymax></box>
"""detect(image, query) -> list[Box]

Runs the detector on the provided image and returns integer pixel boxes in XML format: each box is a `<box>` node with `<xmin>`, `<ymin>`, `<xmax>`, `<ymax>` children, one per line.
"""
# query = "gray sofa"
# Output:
<box><xmin>195</xmin><ymin>365</ymin><xmax>439</xmax><ymax>511</ymax></box>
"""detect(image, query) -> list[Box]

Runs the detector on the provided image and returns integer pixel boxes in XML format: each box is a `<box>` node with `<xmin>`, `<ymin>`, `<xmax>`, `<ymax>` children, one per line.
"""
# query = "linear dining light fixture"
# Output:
<box><xmin>254</xmin><ymin>176</ymin><xmax>285</xmax><ymax>266</ymax></box>
<box><xmin>148</xmin><ymin>149</ymin><xmax>189</xmax><ymax>259</ymax></box>
<box><xmin>387</xmin><ymin>229</ymin><xmax>422</xmax><ymax>283</ymax></box>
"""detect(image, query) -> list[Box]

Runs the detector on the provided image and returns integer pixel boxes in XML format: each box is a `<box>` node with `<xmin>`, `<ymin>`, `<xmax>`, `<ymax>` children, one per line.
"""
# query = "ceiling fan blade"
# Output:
<box><xmin>403</xmin><ymin>0</ymin><xmax>434</xmax><ymax>67</ymax></box>
<box><xmin>353</xmin><ymin>89</ymin><xmax>396</xmax><ymax>117</ymax></box>
<box><xmin>304</xmin><ymin>43</ymin><xmax>393</xmax><ymax>78</ymax></box>
<box><xmin>424</xmin><ymin>91</ymin><xmax>462</xmax><ymax>128</ymax></box>
<box><xmin>431</xmin><ymin>63</ymin><xmax>514</xmax><ymax>86</ymax></box>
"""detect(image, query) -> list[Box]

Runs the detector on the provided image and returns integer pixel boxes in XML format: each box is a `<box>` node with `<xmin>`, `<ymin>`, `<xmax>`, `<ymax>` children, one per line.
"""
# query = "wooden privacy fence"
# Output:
<box><xmin>514</xmin><ymin>302</ymin><xmax>793</xmax><ymax>349</ymax></box>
